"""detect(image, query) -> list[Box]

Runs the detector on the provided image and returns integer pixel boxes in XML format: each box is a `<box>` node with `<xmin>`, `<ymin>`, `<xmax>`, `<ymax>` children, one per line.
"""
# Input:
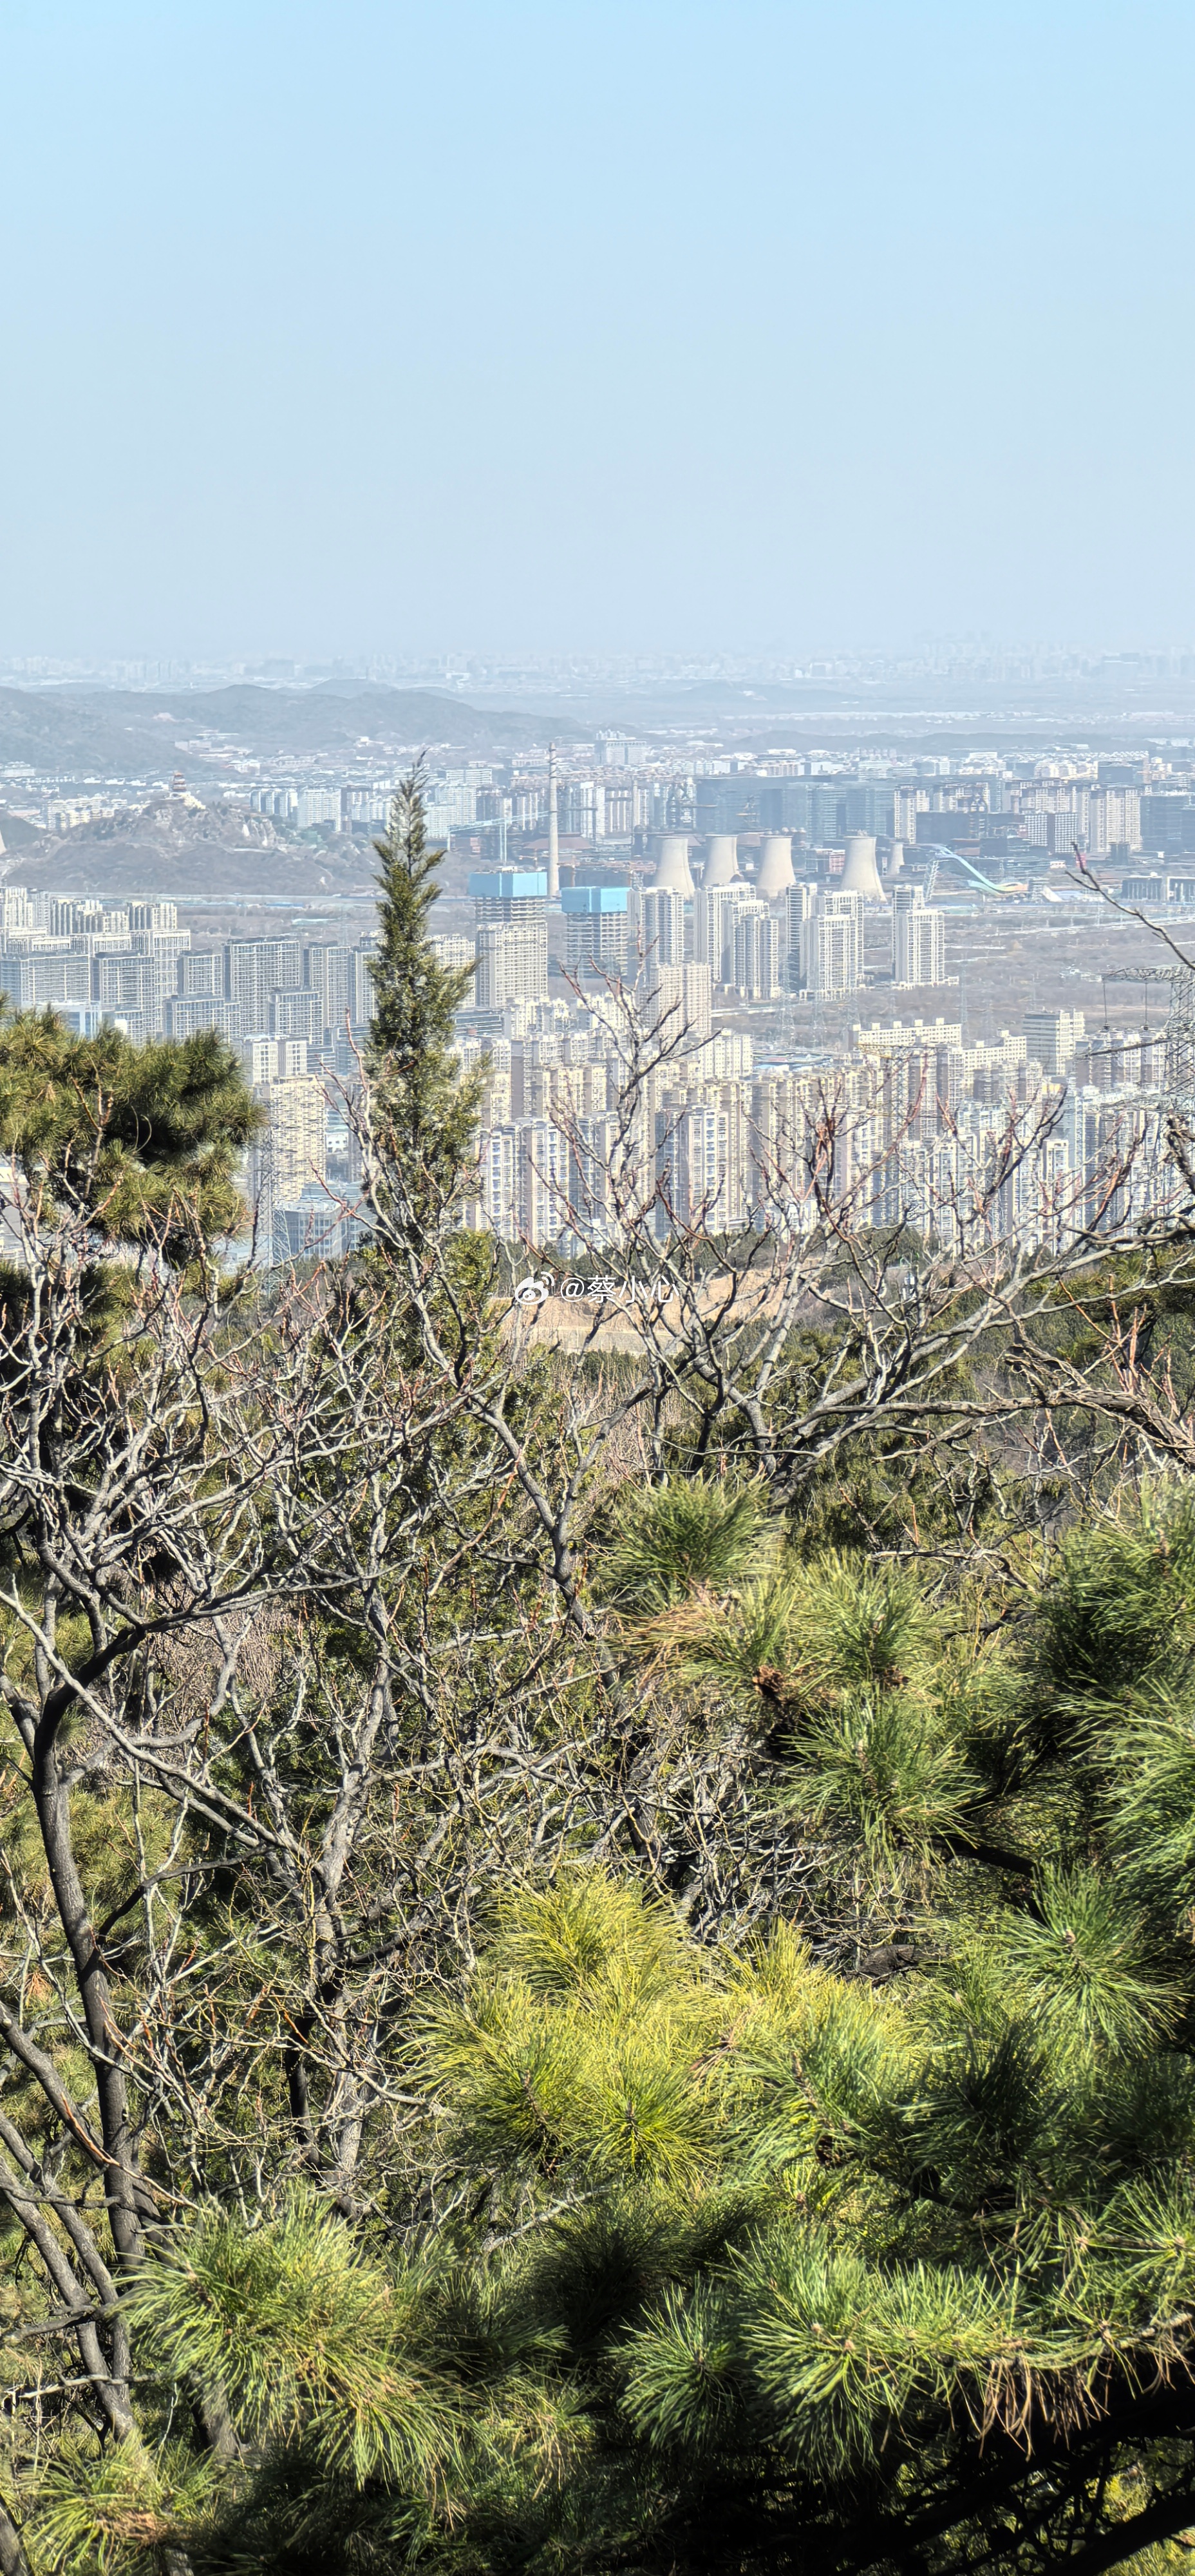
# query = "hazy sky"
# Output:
<box><xmin>3</xmin><ymin>0</ymin><xmax>1194</xmax><ymax>661</ymax></box>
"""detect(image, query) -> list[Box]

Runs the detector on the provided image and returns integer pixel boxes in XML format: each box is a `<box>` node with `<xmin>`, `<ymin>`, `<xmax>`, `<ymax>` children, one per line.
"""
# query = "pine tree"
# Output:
<box><xmin>366</xmin><ymin>766</ymin><xmax>483</xmax><ymax>1220</ymax></box>
<box><xmin>0</xmin><ymin>1012</ymin><xmax>258</xmax><ymax>1262</ymax></box>
<box><xmin>24</xmin><ymin>1495</ymin><xmax>1195</xmax><ymax>2576</ymax></box>
<box><xmin>15</xmin><ymin>911</ymin><xmax>1195</xmax><ymax>2576</ymax></box>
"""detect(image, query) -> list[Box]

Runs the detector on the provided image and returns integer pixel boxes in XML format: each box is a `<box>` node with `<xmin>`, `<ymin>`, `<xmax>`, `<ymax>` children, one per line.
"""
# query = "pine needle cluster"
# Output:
<box><xmin>28</xmin><ymin>1488</ymin><xmax>1195</xmax><ymax>2575</ymax></box>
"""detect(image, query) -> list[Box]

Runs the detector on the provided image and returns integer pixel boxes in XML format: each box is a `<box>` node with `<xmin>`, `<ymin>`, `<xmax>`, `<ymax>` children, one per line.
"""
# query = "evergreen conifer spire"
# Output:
<box><xmin>366</xmin><ymin>764</ymin><xmax>481</xmax><ymax>1215</ymax></box>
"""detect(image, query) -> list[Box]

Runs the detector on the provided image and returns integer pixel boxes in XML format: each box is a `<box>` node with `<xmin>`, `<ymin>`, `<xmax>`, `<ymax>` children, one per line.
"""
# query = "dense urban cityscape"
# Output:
<box><xmin>4</xmin><ymin>699</ymin><xmax>1195</xmax><ymax>1263</ymax></box>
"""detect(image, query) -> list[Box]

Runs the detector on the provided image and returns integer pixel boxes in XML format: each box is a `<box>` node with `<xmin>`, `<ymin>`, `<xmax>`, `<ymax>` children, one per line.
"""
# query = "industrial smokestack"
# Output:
<box><xmin>840</xmin><ymin>832</ymin><xmax>887</xmax><ymax>900</ymax></box>
<box><xmin>547</xmin><ymin>741</ymin><xmax>560</xmax><ymax>902</ymax></box>
<box><xmin>755</xmin><ymin>833</ymin><xmax>796</xmax><ymax>897</ymax></box>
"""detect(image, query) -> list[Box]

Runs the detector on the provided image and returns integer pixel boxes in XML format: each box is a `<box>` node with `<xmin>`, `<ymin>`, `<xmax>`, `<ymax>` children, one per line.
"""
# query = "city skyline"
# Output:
<box><xmin>15</xmin><ymin>638</ymin><xmax>1195</xmax><ymax>688</ymax></box>
<box><xmin>0</xmin><ymin>728</ymin><xmax>1188</xmax><ymax>1269</ymax></box>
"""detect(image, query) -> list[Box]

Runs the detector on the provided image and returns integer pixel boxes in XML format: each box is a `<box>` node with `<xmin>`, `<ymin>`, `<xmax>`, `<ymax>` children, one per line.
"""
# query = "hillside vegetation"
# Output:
<box><xmin>0</xmin><ymin>780</ymin><xmax>1194</xmax><ymax>2575</ymax></box>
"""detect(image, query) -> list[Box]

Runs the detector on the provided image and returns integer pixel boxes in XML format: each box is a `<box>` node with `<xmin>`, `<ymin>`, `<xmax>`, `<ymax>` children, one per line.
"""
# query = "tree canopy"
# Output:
<box><xmin>367</xmin><ymin>768</ymin><xmax>482</xmax><ymax>1218</ymax></box>
<box><xmin>0</xmin><ymin>788</ymin><xmax>1193</xmax><ymax>2574</ymax></box>
<box><xmin>0</xmin><ymin>1010</ymin><xmax>258</xmax><ymax>1265</ymax></box>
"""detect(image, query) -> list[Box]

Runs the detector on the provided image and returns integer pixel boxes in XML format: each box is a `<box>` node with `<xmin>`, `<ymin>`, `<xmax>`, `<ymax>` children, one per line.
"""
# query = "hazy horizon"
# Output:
<box><xmin>4</xmin><ymin>1</ymin><xmax>1194</xmax><ymax>664</ymax></box>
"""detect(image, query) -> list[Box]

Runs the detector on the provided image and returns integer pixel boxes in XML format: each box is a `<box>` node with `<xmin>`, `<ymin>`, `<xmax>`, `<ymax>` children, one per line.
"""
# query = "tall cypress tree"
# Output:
<box><xmin>366</xmin><ymin>766</ymin><xmax>482</xmax><ymax>1217</ymax></box>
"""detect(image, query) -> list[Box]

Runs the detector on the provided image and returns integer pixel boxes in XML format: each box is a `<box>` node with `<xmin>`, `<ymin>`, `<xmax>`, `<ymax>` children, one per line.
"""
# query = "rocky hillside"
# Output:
<box><xmin>0</xmin><ymin>797</ymin><xmax>379</xmax><ymax>905</ymax></box>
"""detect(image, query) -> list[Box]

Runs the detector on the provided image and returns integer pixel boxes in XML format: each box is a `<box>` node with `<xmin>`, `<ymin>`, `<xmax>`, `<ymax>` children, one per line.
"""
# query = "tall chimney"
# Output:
<box><xmin>547</xmin><ymin>741</ymin><xmax>560</xmax><ymax>902</ymax></box>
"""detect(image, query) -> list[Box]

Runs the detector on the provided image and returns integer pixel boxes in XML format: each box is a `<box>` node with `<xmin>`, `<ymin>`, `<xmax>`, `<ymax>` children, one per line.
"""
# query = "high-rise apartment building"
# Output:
<box><xmin>1140</xmin><ymin>795</ymin><xmax>1195</xmax><ymax>856</ymax></box>
<box><xmin>303</xmin><ymin>942</ymin><xmax>352</xmax><ymax>1039</ymax></box>
<box><xmin>637</xmin><ymin>886</ymin><xmax>686</xmax><ymax>967</ymax></box>
<box><xmin>558</xmin><ymin>781</ymin><xmax>597</xmax><ymax>840</ymax></box>
<box><xmin>730</xmin><ymin>903</ymin><xmax>779</xmax><ymax>1000</ymax></box>
<box><xmin>791</xmin><ymin>891</ymin><xmax>864</xmax><ymax>998</ymax></box>
<box><xmin>348</xmin><ymin>947</ymin><xmax>378</xmax><ymax>1028</ymax></box>
<box><xmin>561</xmin><ymin>886</ymin><xmax>628</xmax><ymax>978</ymax></box>
<box><xmin>270</xmin><ymin>988</ymin><xmax>324</xmax><ymax>1044</ymax></box>
<box><xmin>639</xmin><ymin>961</ymin><xmax>712</xmax><ymax>1041</ymax></box>
<box><xmin>655</xmin><ymin>1100</ymin><xmax>737</xmax><ymax>1232</ymax></box>
<box><xmin>248</xmin><ymin>1074</ymin><xmax>329</xmax><ymax>1255</ymax></box>
<box><xmin>128</xmin><ymin>902</ymin><xmax>178</xmax><ymax>934</ymax></box>
<box><xmin>129</xmin><ymin>929</ymin><xmax>191</xmax><ymax>1021</ymax></box>
<box><xmin>475</xmin><ymin>924</ymin><xmax>549</xmax><ymax>1010</ymax></box>
<box><xmin>0</xmin><ymin>955</ymin><xmax>90</xmax><ymax>1010</ymax></box>
<box><xmin>471</xmin><ymin>869</ymin><xmax>548</xmax><ymax>1008</ymax></box>
<box><xmin>476</xmin><ymin>1124</ymin><xmax>519</xmax><ymax>1238</ymax></box>
<box><xmin>565</xmin><ymin>1112</ymin><xmax>623</xmax><ymax>1244</ymax></box>
<box><xmin>177</xmin><ymin>950</ymin><xmax>223</xmax><ymax>999</ymax></box>
<box><xmin>515</xmin><ymin>1117</ymin><xmax>570</xmax><ymax>1244</ymax></box>
<box><xmin>243</xmin><ymin>1037</ymin><xmax>312</xmax><ymax>1086</ymax></box>
<box><xmin>267</xmin><ymin>1077</ymin><xmax>327</xmax><ymax>1195</ymax></box>
<box><xmin>784</xmin><ymin>882</ymin><xmax>818</xmax><ymax>992</ymax></box>
<box><xmin>695</xmin><ymin>881</ymin><xmax>758</xmax><ymax>982</ymax></box>
<box><xmin>1024</xmin><ymin>1009</ymin><xmax>1086</xmax><ymax>1077</ymax></box>
<box><xmin>227</xmin><ymin>938</ymin><xmax>303</xmax><ymax>1033</ymax></box>
<box><xmin>247</xmin><ymin>1072</ymin><xmax>332</xmax><ymax>1262</ymax></box>
<box><xmin>1086</xmin><ymin>786</ymin><xmax>1141</xmax><ymax>855</ymax></box>
<box><xmin>166</xmin><ymin>995</ymin><xmax>238</xmax><ymax>1041</ymax></box>
<box><xmin>95</xmin><ymin>955</ymin><xmax>158</xmax><ymax>1021</ymax></box>
<box><xmin>892</xmin><ymin>886</ymin><xmax>946</xmax><ymax>989</ymax></box>
<box><xmin>471</xmin><ymin>869</ymin><xmax>547</xmax><ymax>932</ymax></box>
<box><xmin>429</xmin><ymin>934</ymin><xmax>475</xmax><ymax>976</ymax></box>
<box><xmin>296</xmin><ymin>789</ymin><xmax>342</xmax><ymax>829</ymax></box>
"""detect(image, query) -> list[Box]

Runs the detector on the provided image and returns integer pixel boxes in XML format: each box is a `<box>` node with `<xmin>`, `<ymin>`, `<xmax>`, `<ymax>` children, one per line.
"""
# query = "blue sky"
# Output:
<box><xmin>3</xmin><ymin>1</ymin><xmax>1193</xmax><ymax>659</ymax></box>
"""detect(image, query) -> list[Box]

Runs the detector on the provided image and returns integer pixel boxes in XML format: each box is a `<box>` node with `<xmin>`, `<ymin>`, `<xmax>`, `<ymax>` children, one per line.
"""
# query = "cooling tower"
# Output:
<box><xmin>702</xmin><ymin>834</ymin><xmax>740</xmax><ymax>887</ymax></box>
<box><xmin>755</xmin><ymin>833</ymin><xmax>796</xmax><ymax>898</ymax></box>
<box><xmin>652</xmin><ymin>833</ymin><xmax>696</xmax><ymax>896</ymax></box>
<box><xmin>883</xmin><ymin>838</ymin><xmax>906</xmax><ymax>879</ymax></box>
<box><xmin>840</xmin><ymin>832</ymin><xmax>887</xmax><ymax>900</ymax></box>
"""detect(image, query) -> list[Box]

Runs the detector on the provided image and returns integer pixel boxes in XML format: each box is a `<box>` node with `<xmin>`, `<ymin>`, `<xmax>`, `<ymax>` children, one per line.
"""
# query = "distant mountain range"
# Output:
<box><xmin>8</xmin><ymin>670</ymin><xmax>1195</xmax><ymax>790</ymax></box>
<box><xmin>0</xmin><ymin>687</ymin><xmax>549</xmax><ymax>779</ymax></box>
